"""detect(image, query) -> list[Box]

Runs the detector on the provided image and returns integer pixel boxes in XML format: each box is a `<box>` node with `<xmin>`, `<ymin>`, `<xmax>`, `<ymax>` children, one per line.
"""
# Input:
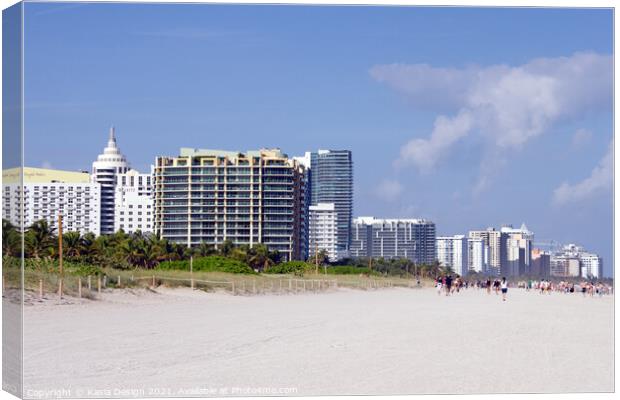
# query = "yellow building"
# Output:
<box><xmin>2</xmin><ymin>167</ymin><xmax>90</xmax><ymax>184</ymax></box>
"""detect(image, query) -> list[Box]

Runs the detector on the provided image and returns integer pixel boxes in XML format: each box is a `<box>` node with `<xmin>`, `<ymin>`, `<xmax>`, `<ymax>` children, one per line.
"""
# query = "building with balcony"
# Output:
<box><xmin>154</xmin><ymin>148</ymin><xmax>306</xmax><ymax>261</ymax></box>
<box><xmin>436</xmin><ymin>235</ymin><xmax>468</xmax><ymax>276</ymax></box>
<box><xmin>308</xmin><ymin>202</ymin><xmax>340</xmax><ymax>262</ymax></box>
<box><xmin>2</xmin><ymin>167</ymin><xmax>100</xmax><ymax>235</ymax></box>
<box><xmin>350</xmin><ymin>217</ymin><xmax>436</xmax><ymax>264</ymax></box>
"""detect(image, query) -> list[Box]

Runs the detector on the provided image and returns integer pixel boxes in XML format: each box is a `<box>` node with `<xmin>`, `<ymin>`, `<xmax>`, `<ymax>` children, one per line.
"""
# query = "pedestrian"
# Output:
<box><xmin>501</xmin><ymin>277</ymin><xmax>508</xmax><ymax>301</ymax></box>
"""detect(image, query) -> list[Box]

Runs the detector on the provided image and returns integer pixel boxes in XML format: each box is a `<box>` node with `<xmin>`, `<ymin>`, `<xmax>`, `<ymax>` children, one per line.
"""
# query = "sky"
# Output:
<box><xmin>21</xmin><ymin>3</ymin><xmax>613</xmax><ymax>276</ymax></box>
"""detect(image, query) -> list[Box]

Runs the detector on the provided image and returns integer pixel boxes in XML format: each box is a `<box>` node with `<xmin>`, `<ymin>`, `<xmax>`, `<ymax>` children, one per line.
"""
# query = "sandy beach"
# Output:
<box><xmin>22</xmin><ymin>286</ymin><xmax>613</xmax><ymax>397</ymax></box>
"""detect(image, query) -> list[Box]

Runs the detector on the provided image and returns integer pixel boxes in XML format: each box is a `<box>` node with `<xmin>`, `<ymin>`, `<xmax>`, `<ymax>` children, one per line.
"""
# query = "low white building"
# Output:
<box><xmin>436</xmin><ymin>235</ymin><xmax>468</xmax><ymax>276</ymax></box>
<box><xmin>114</xmin><ymin>168</ymin><xmax>154</xmax><ymax>233</ymax></box>
<box><xmin>2</xmin><ymin>167</ymin><xmax>101</xmax><ymax>235</ymax></box>
<box><xmin>308</xmin><ymin>202</ymin><xmax>340</xmax><ymax>261</ymax></box>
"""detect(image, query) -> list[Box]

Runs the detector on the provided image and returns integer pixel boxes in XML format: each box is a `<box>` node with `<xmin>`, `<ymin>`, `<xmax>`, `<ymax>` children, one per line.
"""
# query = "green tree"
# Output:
<box><xmin>248</xmin><ymin>244</ymin><xmax>274</xmax><ymax>271</ymax></box>
<box><xmin>24</xmin><ymin>220</ymin><xmax>56</xmax><ymax>259</ymax></box>
<box><xmin>2</xmin><ymin>219</ymin><xmax>21</xmax><ymax>257</ymax></box>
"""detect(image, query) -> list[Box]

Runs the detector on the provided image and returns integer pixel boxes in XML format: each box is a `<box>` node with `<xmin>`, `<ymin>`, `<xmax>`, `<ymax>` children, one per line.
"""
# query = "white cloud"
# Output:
<box><xmin>371</xmin><ymin>52</ymin><xmax>612</xmax><ymax>190</ymax></box>
<box><xmin>572</xmin><ymin>128</ymin><xmax>593</xmax><ymax>148</ymax></box>
<box><xmin>376</xmin><ymin>179</ymin><xmax>403</xmax><ymax>202</ymax></box>
<box><xmin>553</xmin><ymin>140</ymin><xmax>613</xmax><ymax>205</ymax></box>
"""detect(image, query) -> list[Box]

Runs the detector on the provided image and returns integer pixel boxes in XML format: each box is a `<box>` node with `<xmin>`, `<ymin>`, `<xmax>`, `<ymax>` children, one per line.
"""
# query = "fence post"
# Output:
<box><xmin>279</xmin><ymin>279</ymin><xmax>283</xmax><ymax>293</ymax></box>
<box><xmin>231</xmin><ymin>281</ymin><xmax>235</xmax><ymax>295</ymax></box>
<box><xmin>242</xmin><ymin>281</ymin><xmax>246</xmax><ymax>293</ymax></box>
<box><xmin>103</xmin><ymin>275</ymin><xmax>107</xmax><ymax>288</ymax></box>
<box><xmin>87</xmin><ymin>275</ymin><xmax>92</xmax><ymax>290</ymax></box>
<box><xmin>152</xmin><ymin>275</ymin><xmax>156</xmax><ymax>288</ymax></box>
<box><xmin>58</xmin><ymin>278</ymin><xmax>63</xmax><ymax>300</ymax></box>
<box><xmin>303</xmin><ymin>280</ymin><xmax>306</xmax><ymax>292</ymax></box>
<box><xmin>98</xmin><ymin>276</ymin><xmax>102</xmax><ymax>294</ymax></box>
<box><xmin>78</xmin><ymin>277</ymin><xmax>82</xmax><ymax>298</ymax></box>
<box><xmin>118</xmin><ymin>275</ymin><xmax>121</xmax><ymax>288</ymax></box>
<box><xmin>253</xmin><ymin>280</ymin><xmax>256</xmax><ymax>294</ymax></box>
<box><xmin>289</xmin><ymin>279</ymin><xmax>292</xmax><ymax>292</ymax></box>
<box><xmin>39</xmin><ymin>279</ymin><xmax>43</xmax><ymax>299</ymax></box>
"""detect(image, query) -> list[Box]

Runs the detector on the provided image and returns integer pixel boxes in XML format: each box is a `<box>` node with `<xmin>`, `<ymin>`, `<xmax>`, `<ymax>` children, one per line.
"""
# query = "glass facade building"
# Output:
<box><xmin>309</xmin><ymin>150</ymin><xmax>353</xmax><ymax>256</ymax></box>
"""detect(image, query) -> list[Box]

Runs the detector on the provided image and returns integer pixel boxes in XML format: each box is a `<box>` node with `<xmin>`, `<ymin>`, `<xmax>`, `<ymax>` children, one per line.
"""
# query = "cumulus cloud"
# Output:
<box><xmin>376</xmin><ymin>179</ymin><xmax>403</xmax><ymax>202</ymax></box>
<box><xmin>553</xmin><ymin>141</ymin><xmax>613</xmax><ymax>205</ymax></box>
<box><xmin>371</xmin><ymin>52</ymin><xmax>612</xmax><ymax>188</ymax></box>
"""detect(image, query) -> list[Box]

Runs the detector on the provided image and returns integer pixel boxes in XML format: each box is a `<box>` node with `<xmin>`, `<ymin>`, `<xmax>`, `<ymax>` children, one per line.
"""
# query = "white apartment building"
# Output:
<box><xmin>308</xmin><ymin>202</ymin><xmax>340</xmax><ymax>261</ymax></box>
<box><xmin>501</xmin><ymin>224</ymin><xmax>533</xmax><ymax>277</ymax></box>
<box><xmin>468</xmin><ymin>228</ymin><xmax>505</xmax><ymax>276</ymax></box>
<box><xmin>468</xmin><ymin>237</ymin><xmax>489</xmax><ymax>274</ymax></box>
<box><xmin>579</xmin><ymin>253</ymin><xmax>602</xmax><ymax>279</ymax></box>
<box><xmin>2</xmin><ymin>167</ymin><xmax>101</xmax><ymax>235</ymax></box>
<box><xmin>114</xmin><ymin>168</ymin><xmax>154</xmax><ymax>233</ymax></box>
<box><xmin>92</xmin><ymin>127</ymin><xmax>130</xmax><ymax>234</ymax></box>
<box><xmin>436</xmin><ymin>235</ymin><xmax>468</xmax><ymax>276</ymax></box>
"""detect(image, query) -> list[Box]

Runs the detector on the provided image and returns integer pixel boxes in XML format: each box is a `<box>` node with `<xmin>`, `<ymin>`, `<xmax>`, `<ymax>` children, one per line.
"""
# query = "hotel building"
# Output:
<box><xmin>114</xmin><ymin>168</ymin><xmax>154</xmax><ymax>233</ymax></box>
<box><xmin>154</xmin><ymin>148</ymin><xmax>306</xmax><ymax>261</ymax></box>
<box><xmin>350</xmin><ymin>217</ymin><xmax>436</xmax><ymax>264</ymax></box>
<box><xmin>468</xmin><ymin>237</ymin><xmax>489</xmax><ymax>274</ymax></box>
<box><xmin>468</xmin><ymin>228</ymin><xmax>506</xmax><ymax>276</ymax></box>
<box><xmin>2</xmin><ymin>167</ymin><xmax>100</xmax><ymax>235</ymax></box>
<box><xmin>92</xmin><ymin>127</ymin><xmax>130</xmax><ymax>234</ymax></box>
<box><xmin>501</xmin><ymin>224</ymin><xmax>533</xmax><ymax>277</ymax></box>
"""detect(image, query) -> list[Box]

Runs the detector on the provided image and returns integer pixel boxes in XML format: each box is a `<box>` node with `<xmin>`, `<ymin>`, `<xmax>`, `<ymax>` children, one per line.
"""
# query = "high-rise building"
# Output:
<box><xmin>468</xmin><ymin>228</ymin><xmax>506</xmax><ymax>276</ymax></box>
<box><xmin>531</xmin><ymin>248</ymin><xmax>551</xmax><ymax>277</ymax></box>
<box><xmin>308</xmin><ymin>203</ymin><xmax>339</xmax><ymax>261</ymax></box>
<box><xmin>92</xmin><ymin>127</ymin><xmax>130</xmax><ymax>234</ymax></box>
<box><xmin>3</xmin><ymin>167</ymin><xmax>100</xmax><ymax>235</ymax></box>
<box><xmin>114</xmin><ymin>168</ymin><xmax>154</xmax><ymax>233</ymax></box>
<box><xmin>154</xmin><ymin>148</ymin><xmax>306</xmax><ymax>261</ymax></box>
<box><xmin>579</xmin><ymin>253</ymin><xmax>603</xmax><ymax>279</ymax></box>
<box><xmin>550</xmin><ymin>255</ymin><xmax>581</xmax><ymax>277</ymax></box>
<box><xmin>501</xmin><ymin>224</ymin><xmax>533</xmax><ymax>277</ymax></box>
<box><xmin>436</xmin><ymin>235</ymin><xmax>468</xmax><ymax>276</ymax></box>
<box><xmin>350</xmin><ymin>217</ymin><xmax>436</xmax><ymax>264</ymax></box>
<box><xmin>467</xmin><ymin>237</ymin><xmax>489</xmax><ymax>274</ymax></box>
<box><xmin>308</xmin><ymin>150</ymin><xmax>353</xmax><ymax>256</ymax></box>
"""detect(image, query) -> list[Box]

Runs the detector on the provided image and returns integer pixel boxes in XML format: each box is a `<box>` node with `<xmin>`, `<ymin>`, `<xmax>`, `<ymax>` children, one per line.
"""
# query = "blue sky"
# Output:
<box><xmin>22</xmin><ymin>3</ymin><xmax>613</xmax><ymax>276</ymax></box>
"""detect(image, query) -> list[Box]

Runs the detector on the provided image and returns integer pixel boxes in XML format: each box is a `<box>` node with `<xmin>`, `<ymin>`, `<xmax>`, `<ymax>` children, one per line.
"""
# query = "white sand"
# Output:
<box><xmin>22</xmin><ymin>287</ymin><xmax>613</xmax><ymax>397</ymax></box>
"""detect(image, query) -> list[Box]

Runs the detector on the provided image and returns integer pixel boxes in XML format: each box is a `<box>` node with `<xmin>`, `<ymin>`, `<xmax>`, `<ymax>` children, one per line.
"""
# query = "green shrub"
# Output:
<box><xmin>264</xmin><ymin>261</ymin><xmax>314</xmax><ymax>274</ymax></box>
<box><xmin>157</xmin><ymin>256</ymin><xmax>256</xmax><ymax>274</ymax></box>
<box><xmin>325</xmin><ymin>265</ymin><xmax>381</xmax><ymax>276</ymax></box>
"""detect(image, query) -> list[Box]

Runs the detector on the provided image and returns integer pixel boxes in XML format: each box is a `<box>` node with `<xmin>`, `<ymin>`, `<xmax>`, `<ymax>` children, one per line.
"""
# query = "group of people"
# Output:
<box><xmin>435</xmin><ymin>275</ymin><xmax>509</xmax><ymax>301</ymax></box>
<box><xmin>433</xmin><ymin>275</ymin><xmax>612</xmax><ymax>300</ymax></box>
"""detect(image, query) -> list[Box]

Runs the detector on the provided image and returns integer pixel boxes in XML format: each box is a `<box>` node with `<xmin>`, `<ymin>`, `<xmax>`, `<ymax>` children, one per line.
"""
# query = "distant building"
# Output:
<box><xmin>308</xmin><ymin>150</ymin><xmax>353</xmax><ymax>256</ymax></box>
<box><xmin>467</xmin><ymin>237</ymin><xmax>489</xmax><ymax>274</ymax></box>
<box><xmin>114</xmin><ymin>168</ymin><xmax>154</xmax><ymax>233</ymax></box>
<box><xmin>3</xmin><ymin>167</ymin><xmax>100</xmax><ymax>235</ymax></box>
<box><xmin>468</xmin><ymin>228</ymin><xmax>506</xmax><ymax>276</ymax></box>
<box><xmin>436</xmin><ymin>235</ymin><xmax>468</xmax><ymax>276</ymax></box>
<box><xmin>308</xmin><ymin>203</ymin><xmax>340</xmax><ymax>261</ymax></box>
<box><xmin>550</xmin><ymin>244</ymin><xmax>603</xmax><ymax>279</ymax></box>
<box><xmin>92</xmin><ymin>127</ymin><xmax>130</xmax><ymax>234</ymax></box>
<box><xmin>154</xmin><ymin>148</ymin><xmax>306</xmax><ymax>261</ymax></box>
<box><xmin>530</xmin><ymin>248</ymin><xmax>550</xmax><ymax>277</ymax></box>
<box><xmin>351</xmin><ymin>217</ymin><xmax>436</xmax><ymax>264</ymax></box>
<box><xmin>501</xmin><ymin>224</ymin><xmax>533</xmax><ymax>277</ymax></box>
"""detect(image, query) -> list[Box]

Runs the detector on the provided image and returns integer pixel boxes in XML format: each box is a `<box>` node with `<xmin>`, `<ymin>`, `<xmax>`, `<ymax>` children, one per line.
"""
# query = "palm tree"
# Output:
<box><xmin>195</xmin><ymin>241</ymin><xmax>215</xmax><ymax>257</ymax></box>
<box><xmin>218</xmin><ymin>239</ymin><xmax>234</xmax><ymax>257</ymax></box>
<box><xmin>25</xmin><ymin>220</ymin><xmax>56</xmax><ymax>259</ymax></box>
<box><xmin>62</xmin><ymin>231</ymin><xmax>83</xmax><ymax>259</ymax></box>
<box><xmin>2</xmin><ymin>219</ymin><xmax>21</xmax><ymax>257</ymax></box>
<box><xmin>248</xmin><ymin>244</ymin><xmax>274</xmax><ymax>271</ymax></box>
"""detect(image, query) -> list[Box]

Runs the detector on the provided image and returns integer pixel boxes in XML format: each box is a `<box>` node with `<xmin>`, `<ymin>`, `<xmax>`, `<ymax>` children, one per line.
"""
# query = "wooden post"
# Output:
<box><xmin>118</xmin><ymin>275</ymin><xmax>121</xmax><ymax>288</ymax></box>
<box><xmin>231</xmin><ymin>281</ymin><xmax>235</xmax><ymax>295</ymax></box>
<box><xmin>39</xmin><ymin>279</ymin><xmax>43</xmax><ymax>298</ymax></box>
<box><xmin>252</xmin><ymin>280</ymin><xmax>256</xmax><ymax>294</ymax></box>
<box><xmin>87</xmin><ymin>275</ymin><xmax>92</xmax><ymax>290</ymax></box>
<box><xmin>190</xmin><ymin>256</ymin><xmax>194</xmax><ymax>290</ymax></box>
<box><xmin>103</xmin><ymin>275</ymin><xmax>107</xmax><ymax>288</ymax></box>
<box><xmin>152</xmin><ymin>275</ymin><xmax>155</xmax><ymax>287</ymax></box>
<box><xmin>289</xmin><ymin>279</ymin><xmax>292</xmax><ymax>291</ymax></box>
<box><xmin>242</xmin><ymin>281</ymin><xmax>246</xmax><ymax>293</ymax></box>
<box><xmin>98</xmin><ymin>276</ymin><xmax>102</xmax><ymax>294</ymax></box>
<box><xmin>279</xmin><ymin>280</ymin><xmax>283</xmax><ymax>293</ymax></box>
<box><xmin>303</xmin><ymin>280</ymin><xmax>306</xmax><ymax>292</ymax></box>
<box><xmin>78</xmin><ymin>278</ymin><xmax>82</xmax><ymax>298</ymax></box>
<box><xmin>58</xmin><ymin>213</ymin><xmax>63</xmax><ymax>299</ymax></box>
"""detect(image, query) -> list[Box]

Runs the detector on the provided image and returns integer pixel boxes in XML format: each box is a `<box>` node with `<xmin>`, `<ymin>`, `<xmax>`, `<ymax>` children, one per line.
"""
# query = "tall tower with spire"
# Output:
<box><xmin>92</xmin><ymin>126</ymin><xmax>130</xmax><ymax>234</ymax></box>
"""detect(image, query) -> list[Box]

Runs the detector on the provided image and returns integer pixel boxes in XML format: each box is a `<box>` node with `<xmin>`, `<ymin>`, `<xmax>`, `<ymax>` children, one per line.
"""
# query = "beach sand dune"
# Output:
<box><xmin>22</xmin><ymin>287</ymin><xmax>613</xmax><ymax>397</ymax></box>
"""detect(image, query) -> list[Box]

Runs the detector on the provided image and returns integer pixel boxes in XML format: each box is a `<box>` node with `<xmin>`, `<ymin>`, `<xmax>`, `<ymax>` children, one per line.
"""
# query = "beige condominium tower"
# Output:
<box><xmin>154</xmin><ymin>148</ymin><xmax>306</xmax><ymax>261</ymax></box>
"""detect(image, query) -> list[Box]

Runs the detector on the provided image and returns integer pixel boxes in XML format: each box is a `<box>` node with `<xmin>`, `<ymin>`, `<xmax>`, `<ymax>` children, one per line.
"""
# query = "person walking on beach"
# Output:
<box><xmin>500</xmin><ymin>277</ymin><xmax>508</xmax><ymax>301</ymax></box>
<box><xmin>445</xmin><ymin>275</ymin><xmax>453</xmax><ymax>296</ymax></box>
<box><xmin>436</xmin><ymin>276</ymin><xmax>443</xmax><ymax>296</ymax></box>
<box><xmin>493</xmin><ymin>279</ymin><xmax>501</xmax><ymax>295</ymax></box>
